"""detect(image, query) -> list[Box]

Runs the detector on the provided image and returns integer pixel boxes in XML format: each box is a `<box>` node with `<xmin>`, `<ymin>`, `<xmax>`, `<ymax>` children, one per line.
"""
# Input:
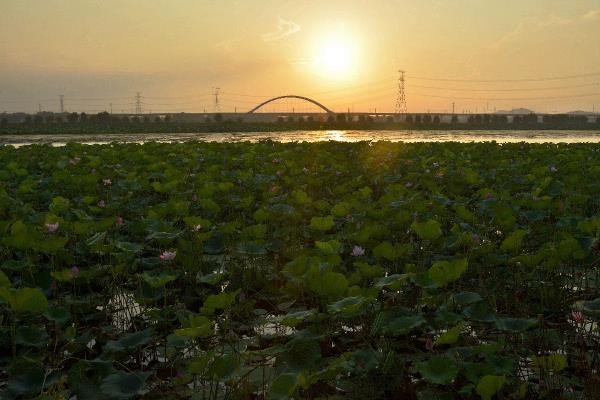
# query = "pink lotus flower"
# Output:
<box><xmin>351</xmin><ymin>245</ymin><xmax>365</xmax><ymax>257</ymax></box>
<box><xmin>160</xmin><ymin>251</ymin><xmax>177</xmax><ymax>261</ymax></box>
<box><xmin>45</xmin><ymin>222</ymin><xmax>59</xmax><ymax>233</ymax></box>
<box><xmin>103</xmin><ymin>178</ymin><xmax>112</xmax><ymax>186</ymax></box>
<box><xmin>571</xmin><ymin>311</ymin><xmax>584</xmax><ymax>321</ymax></box>
<box><xmin>425</xmin><ymin>337</ymin><xmax>434</xmax><ymax>351</ymax></box>
<box><xmin>97</xmin><ymin>200</ymin><xmax>106</xmax><ymax>208</ymax></box>
<box><xmin>472</xmin><ymin>234</ymin><xmax>481</xmax><ymax>244</ymax></box>
<box><xmin>116</xmin><ymin>216</ymin><xmax>124</xmax><ymax>226</ymax></box>
<box><xmin>71</xmin><ymin>266</ymin><xmax>80</xmax><ymax>277</ymax></box>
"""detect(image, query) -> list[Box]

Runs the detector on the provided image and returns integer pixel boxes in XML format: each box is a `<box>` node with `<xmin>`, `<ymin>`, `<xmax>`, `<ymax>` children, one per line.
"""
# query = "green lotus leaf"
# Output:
<box><xmin>494</xmin><ymin>317</ymin><xmax>537</xmax><ymax>332</ymax></box>
<box><xmin>385</xmin><ymin>315</ymin><xmax>425</xmax><ymax>336</ymax></box>
<box><xmin>452</xmin><ymin>291</ymin><xmax>483</xmax><ymax>306</ymax></box>
<box><xmin>532</xmin><ymin>354</ymin><xmax>567</xmax><ymax>372</ymax></box>
<box><xmin>176</xmin><ymin>316</ymin><xmax>213</xmax><ymax>338</ymax></box>
<box><xmin>141</xmin><ymin>271</ymin><xmax>178</xmax><ymax>288</ymax></box>
<box><xmin>196</xmin><ymin>271</ymin><xmax>226</xmax><ymax>286</ymax></box>
<box><xmin>374</xmin><ymin>274</ymin><xmax>410</xmax><ymax>290</ymax></box>
<box><xmin>43</xmin><ymin>305</ymin><xmax>72</xmax><ymax>326</ymax></box>
<box><xmin>104</xmin><ymin>329</ymin><xmax>154</xmax><ymax>352</ymax></box>
<box><xmin>411</xmin><ymin>219</ymin><xmax>442</xmax><ymax>241</ymax></box>
<box><xmin>7</xmin><ymin>287</ymin><xmax>48</xmax><ymax>314</ymax></box>
<box><xmin>16</xmin><ymin>326</ymin><xmax>49</xmax><ymax>347</ymax></box>
<box><xmin>428</xmin><ymin>258</ymin><xmax>468</xmax><ymax>287</ymax></box>
<box><xmin>268</xmin><ymin>372</ymin><xmax>306</xmax><ymax>400</ymax></box>
<box><xmin>500</xmin><ymin>229</ymin><xmax>526</xmax><ymax>253</ymax></box>
<box><xmin>315</xmin><ymin>239</ymin><xmax>342</xmax><ymax>254</ymax></box>
<box><xmin>327</xmin><ymin>296</ymin><xmax>372</xmax><ymax>316</ymax></box>
<box><xmin>309</xmin><ymin>216</ymin><xmax>335</xmax><ymax>231</ymax></box>
<box><xmin>0</xmin><ymin>270</ymin><xmax>9</xmax><ymax>288</ymax></box>
<box><xmin>582</xmin><ymin>298</ymin><xmax>600</xmax><ymax>317</ymax></box>
<box><xmin>476</xmin><ymin>375</ymin><xmax>506</xmax><ymax>400</ymax></box>
<box><xmin>464</xmin><ymin>301</ymin><xmax>497</xmax><ymax>323</ymax></box>
<box><xmin>417</xmin><ymin>356</ymin><xmax>459</xmax><ymax>385</ymax></box>
<box><xmin>201</xmin><ymin>291</ymin><xmax>239</xmax><ymax>315</ymax></box>
<box><xmin>434</xmin><ymin>323</ymin><xmax>463</xmax><ymax>346</ymax></box>
<box><xmin>281</xmin><ymin>309</ymin><xmax>317</xmax><ymax>327</ymax></box>
<box><xmin>100</xmin><ymin>370</ymin><xmax>152</xmax><ymax>400</ymax></box>
<box><xmin>308</xmin><ymin>271</ymin><xmax>348</xmax><ymax>300</ymax></box>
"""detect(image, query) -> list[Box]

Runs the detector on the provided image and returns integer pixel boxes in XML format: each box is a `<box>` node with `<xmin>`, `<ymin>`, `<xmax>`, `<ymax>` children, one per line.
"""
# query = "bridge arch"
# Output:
<box><xmin>248</xmin><ymin>95</ymin><xmax>335</xmax><ymax>114</ymax></box>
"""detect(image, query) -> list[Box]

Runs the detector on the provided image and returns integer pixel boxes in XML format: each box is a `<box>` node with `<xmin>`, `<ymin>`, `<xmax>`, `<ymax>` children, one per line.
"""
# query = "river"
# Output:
<box><xmin>2</xmin><ymin>130</ymin><xmax>600</xmax><ymax>147</ymax></box>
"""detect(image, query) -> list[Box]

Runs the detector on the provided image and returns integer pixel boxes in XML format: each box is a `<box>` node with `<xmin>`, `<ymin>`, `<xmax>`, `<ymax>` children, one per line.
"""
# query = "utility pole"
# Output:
<box><xmin>395</xmin><ymin>69</ymin><xmax>407</xmax><ymax>114</ymax></box>
<box><xmin>213</xmin><ymin>87</ymin><xmax>220</xmax><ymax>113</ymax></box>
<box><xmin>110</xmin><ymin>103</ymin><xmax>113</xmax><ymax>114</ymax></box>
<box><xmin>59</xmin><ymin>95</ymin><xmax>64</xmax><ymax>113</ymax></box>
<box><xmin>135</xmin><ymin>92</ymin><xmax>142</xmax><ymax>114</ymax></box>
<box><xmin>452</xmin><ymin>102</ymin><xmax>455</xmax><ymax>114</ymax></box>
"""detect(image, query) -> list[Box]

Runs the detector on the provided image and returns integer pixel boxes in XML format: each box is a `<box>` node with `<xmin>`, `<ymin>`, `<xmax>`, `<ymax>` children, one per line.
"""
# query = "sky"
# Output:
<box><xmin>1</xmin><ymin>0</ymin><xmax>600</xmax><ymax>114</ymax></box>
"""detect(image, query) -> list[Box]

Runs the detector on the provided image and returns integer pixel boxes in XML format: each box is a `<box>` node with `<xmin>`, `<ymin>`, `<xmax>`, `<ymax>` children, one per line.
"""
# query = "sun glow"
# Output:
<box><xmin>313</xmin><ymin>33</ymin><xmax>357</xmax><ymax>80</ymax></box>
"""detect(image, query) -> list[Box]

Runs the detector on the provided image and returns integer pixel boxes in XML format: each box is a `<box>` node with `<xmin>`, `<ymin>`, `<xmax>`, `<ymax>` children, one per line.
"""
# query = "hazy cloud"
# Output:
<box><xmin>493</xmin><ymin>14</ymin><xmax>573</xmax><ymax>48</ymax></box>
<box><xmin>261</xmin><ymin>17</ymin><xmax>300</xmax><ymax>42</ymax></box>
<box><xmin>583</xmin><ymin>9</ymin><xmax>600</xmax><ymax>21</ymax></box>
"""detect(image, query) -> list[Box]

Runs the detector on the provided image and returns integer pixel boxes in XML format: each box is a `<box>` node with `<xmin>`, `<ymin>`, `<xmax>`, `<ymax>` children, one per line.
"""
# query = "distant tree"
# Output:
<box><xmin>154</xmin><ymin>116</ymin><xmax>162</xmax><ymax>124</ymax></box>
<box><xmin>55</xmin><ymin>116</ymin><xmax>64</xmax><ymax>124</ymax></box>
<box><xmin>386</xmin><ymin>116</ymin><xmax>394</xmax><ymax>123</ymax></box>
<box><xmin>414</xmin><ymin>115</ymin><xmax>422</xmax><ymax>124</ymax></box>
<box><xmin>358</xmin><ymin>115</ymin><xmax>365</xmax><ymax>122</ymax></box>
<box><xmin>307</xmin><ymin>116</ymin><xmax>314</xmax><ymax>122</ymax></box>
<box><xmin>433</xmin><ymin>115</ymin><xmax>441</xmax><ymax>124</ymax></box>
<box><xmin>0</xmin><ymin>117</ymin><xmax>7</xmax><ymax>128</ymax></box>
<box><xmin>80</xmin><ymin>113</ymin><xmax>88</xmax><ymax>123</ymax></box>
<box><xmin>143</xmin><ymin>116</ymin><xmax>150</xmax><ymax>123</ymax></box>
<box><xmin>213</xmin><ymin>113</ymin><xmax>223</xmax><ymax>123</ymax></box>
<box><xmin>67</xmin><ymin>112</ymin><xmax>78</xmax><ymax>124</ymax></box>
<box><xmin>336</xmin><ymin>114</ymin><xmax>346</xmax><ymax>122</ymax></box>
<box><xmin>131</xmin><ymin>116</ymin><xmax>141</xmax><ymax>124</ymax></box>
<box><xmin>483</xmin><ymin>114</ymin><xmax>491</xmax><ymax>124</ymax></box>
<box><xmin>405</xmin><ymin>115</ymin><xmax>413</xmax><ymax>124</ymax></box>
<box><xmin>236</xmin><ymin>117</ymin><xmax>243</xmax><ymax>124</ymax></box>
<box><xmin>277</xmin><ymin>116</ymin><xmax>285</xmax><ymax>124</ymax></box>
<box><xmin>423</xmin><ymin>115</ymin><xmax>432</xmax><ymax>124</ymax></box>
<box><xmin>327</xmin><ymin>115</ymin><xmax>335</xmax><ymax>123</ymax></box>
<box><xmin>164</xmin><ymin>115</ymin><xmax>172</xmax><ymax>123</ymax></box>
<box><xmin>25</xmin><ymin>115</ymin><xmax>32</xmax><ymax>125</ymax></box>
<box><xmin>45</xmin><ymin>115</ymin><xmax>54</xmax><ymax>124</ymax></box>
<box><xmin>451</xmin><ymin>115</ymin><xmax>458</xmax><ymax>124</ymax></box>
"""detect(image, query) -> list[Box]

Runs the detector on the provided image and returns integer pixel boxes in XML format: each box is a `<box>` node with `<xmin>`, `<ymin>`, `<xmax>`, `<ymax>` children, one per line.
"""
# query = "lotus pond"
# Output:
<box><xmin>0</xmin><ymin>141</ymin><xmax>599</xmax><ymax>399</ymax></box>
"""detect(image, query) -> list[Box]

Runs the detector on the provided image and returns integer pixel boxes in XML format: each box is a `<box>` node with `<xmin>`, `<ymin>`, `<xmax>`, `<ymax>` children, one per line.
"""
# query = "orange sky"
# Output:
<box><xmin>1</xmin><ymin>0</ymin><xmax>600</xmax><ymax>114</ymax></box>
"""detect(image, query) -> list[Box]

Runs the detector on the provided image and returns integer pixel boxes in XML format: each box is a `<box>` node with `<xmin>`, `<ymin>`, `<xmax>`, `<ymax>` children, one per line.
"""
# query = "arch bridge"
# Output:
<box><xmin>248</xmin><ymin>95</ymin><xmax>335</xmax><ymax>114</ymax></box>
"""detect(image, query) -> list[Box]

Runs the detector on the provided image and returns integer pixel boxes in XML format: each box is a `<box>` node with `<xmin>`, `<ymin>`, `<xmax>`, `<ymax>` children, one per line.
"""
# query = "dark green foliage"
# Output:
<box><xmin>0</xmin><ymin>141</ymin><xmax>599</xmax><ymax>399</ymax></box>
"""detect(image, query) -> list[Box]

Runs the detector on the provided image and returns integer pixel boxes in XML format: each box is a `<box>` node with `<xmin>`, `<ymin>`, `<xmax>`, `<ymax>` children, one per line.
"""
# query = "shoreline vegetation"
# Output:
<box><xmin>1</xmin><ymin>112</ymin><xmax>599</xmax><ymax>135</ymax></box>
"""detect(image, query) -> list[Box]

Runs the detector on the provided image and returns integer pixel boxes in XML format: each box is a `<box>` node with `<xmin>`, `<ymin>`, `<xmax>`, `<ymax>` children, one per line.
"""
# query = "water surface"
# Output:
<box><xmin>2</xmin><ymin>130</ymin><xmax>600</xmax><ymax>147</ymax></box>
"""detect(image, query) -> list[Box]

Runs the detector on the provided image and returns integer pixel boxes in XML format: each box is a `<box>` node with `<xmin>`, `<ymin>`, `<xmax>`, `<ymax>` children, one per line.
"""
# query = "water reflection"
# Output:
<box><xmin>1</xmin><ymin>129</ymin><xmax>600</xmax><ymax>147</ymax></box>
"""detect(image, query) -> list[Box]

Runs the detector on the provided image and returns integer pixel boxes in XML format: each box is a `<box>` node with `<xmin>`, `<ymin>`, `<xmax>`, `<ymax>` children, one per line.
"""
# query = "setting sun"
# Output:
<box><xmin>313</xmin><ymin>33</ymin><xmax>357</xmax><ymax>79</ymax></box>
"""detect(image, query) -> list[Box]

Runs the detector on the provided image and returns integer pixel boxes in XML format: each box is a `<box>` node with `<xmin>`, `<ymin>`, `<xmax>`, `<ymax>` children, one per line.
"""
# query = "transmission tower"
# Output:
<box><xmin>213</xmin><ymin>87</ymin><xmax>220</xmax><ymax>112</ymax></box>
<box><xmin>395</xmin><ymin>70</ymin><xmax>407</xmax><ymax>114</ymax></box>
<box><xmin>135</xmin><ymin>92</ymin><xmax>143</xmax><ymax>114</ymax></box>
<box><xmin>59</xmin><ymin>95</ymin><xmax>64</xmax><ymax>113</ymax></box>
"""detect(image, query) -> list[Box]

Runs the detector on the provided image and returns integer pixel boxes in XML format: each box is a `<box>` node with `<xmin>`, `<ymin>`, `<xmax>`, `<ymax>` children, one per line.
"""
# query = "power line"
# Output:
<box><xmin>408</xmin><ymin>71</ymin><xmax>600</xmax><ymax>83</ymax></box>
